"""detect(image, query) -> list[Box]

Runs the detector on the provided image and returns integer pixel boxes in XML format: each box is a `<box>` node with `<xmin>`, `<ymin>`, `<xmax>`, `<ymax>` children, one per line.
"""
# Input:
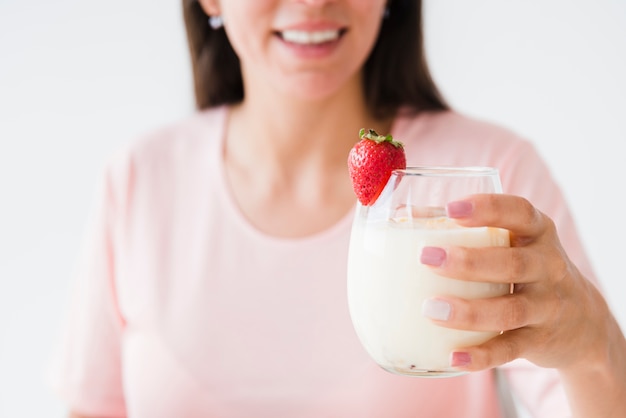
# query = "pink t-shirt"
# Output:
<box><xmin>50</xmin><ymin>107</ymin><xmax>592</xmax><ymax>417</ymax></box>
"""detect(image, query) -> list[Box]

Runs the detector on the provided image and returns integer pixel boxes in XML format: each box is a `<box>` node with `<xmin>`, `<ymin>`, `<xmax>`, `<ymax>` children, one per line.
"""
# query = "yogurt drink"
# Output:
<box><xmin>347</xmin><ymin>214</ymin><xmax>510</xmax><ymax>377</ymax></box>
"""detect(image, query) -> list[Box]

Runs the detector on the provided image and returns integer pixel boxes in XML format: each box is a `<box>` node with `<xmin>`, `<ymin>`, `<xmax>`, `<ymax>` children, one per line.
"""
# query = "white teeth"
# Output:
<box><xmin>280</xmin><ymin>29</ymin><xmax>340</xmax><ymax>45</ymax></box>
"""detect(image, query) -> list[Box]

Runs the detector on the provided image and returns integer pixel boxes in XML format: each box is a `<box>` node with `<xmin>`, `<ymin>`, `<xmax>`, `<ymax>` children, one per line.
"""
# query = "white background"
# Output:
<box><xmin>1</xmin><ymin>0</ymin><xmax>625</xmax><ymax>416</ymax></box>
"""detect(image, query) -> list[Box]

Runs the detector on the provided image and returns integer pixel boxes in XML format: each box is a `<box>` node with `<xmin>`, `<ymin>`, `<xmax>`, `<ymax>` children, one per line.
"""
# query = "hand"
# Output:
<box><xmin>420</xmin><ymin>193</ymin><xmax>613</xmax><ymax>372</ymax></box>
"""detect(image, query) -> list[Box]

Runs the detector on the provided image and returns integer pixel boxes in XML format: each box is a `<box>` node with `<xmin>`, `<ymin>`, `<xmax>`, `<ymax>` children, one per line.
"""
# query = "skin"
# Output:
<box><xmin>200</xmin><ymin>0</ymin><xmax>390</xmax><ymax>238</ymax></box>
<box><xmin>71</xmin><ymin>0</ymin><xmax>626</xmax><ymax>416</ymax></box>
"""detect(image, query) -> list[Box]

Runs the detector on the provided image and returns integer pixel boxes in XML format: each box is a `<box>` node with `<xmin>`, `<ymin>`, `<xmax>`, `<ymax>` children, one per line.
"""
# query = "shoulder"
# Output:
<box><xmin>124</xmin><ymin>106</ymin><xmax>225</xmax><ymax>165</ymax></box>
<box><xmin>394</xmin><ymin>108</ymin><xmax>528</xmax><ymax>149</ymax></box>
<box><xmin>104</xmin><ymin>106</ymin><xmax>225</xmax><ymax>176</ymax></box>
<box><xmin>392</xmin><ymin>108</ymin><xmax>541</xmax><ymax>168</ymax></box>
<box><xmin>392</xmin><ymin>108</ymin><xmax>554</xmax><ymax>193</ymax></box>
<box><xmin>99</xmin><ymin>106</ymin><xmax>226</xmax><ymax>205</ymax></box>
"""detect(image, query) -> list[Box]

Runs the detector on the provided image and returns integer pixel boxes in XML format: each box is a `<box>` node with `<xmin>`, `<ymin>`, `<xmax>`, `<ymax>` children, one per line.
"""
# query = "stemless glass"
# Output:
<box><xmin>347</xmin><ymin>167</ymin><xmax>511</xmax><ymax>378</ymax></box>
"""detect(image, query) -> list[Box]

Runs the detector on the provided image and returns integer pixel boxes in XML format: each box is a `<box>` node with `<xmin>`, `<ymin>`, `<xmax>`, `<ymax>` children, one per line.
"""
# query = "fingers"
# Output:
<box><xmin>420</xmin><ymin>193</ymin><xmax>568</xmax><ymax>285</ymax></box>
<box><xmin>416</xmin><ymin>193</ymin><xmax>599</xmax><ymax>373</ymax></box>
<box><xmin>447</xmin><ymin>324</ymin><xmax>565</xmax><ymax>372</ymax></box>
<box><xmin>420</xmin><ymin>193</ymin><xmax>576</xmax><ymax>372</ymax></box>
<box><xmin>421</xmin><ymin>245</ymin><xmax>555</xmax><ymax>284</ymax></box>
<box><xmin>446</xmin><ymin>194</ymin><xmax>549</xmax><ymax>239</ymax></box>
<box><xmin>448</xmin><ymin>329</ymin><xmax>532</xmax><ymax>371</ymax></box>
<box><xmin>422</xmin><ymin>281</ymin><xmax>569</xmax><ymax>371</ymax></box>
<box><xmin>422</xmin><ymin>290</ymin><xmax>553</xmax><ymax>332</ymax></box>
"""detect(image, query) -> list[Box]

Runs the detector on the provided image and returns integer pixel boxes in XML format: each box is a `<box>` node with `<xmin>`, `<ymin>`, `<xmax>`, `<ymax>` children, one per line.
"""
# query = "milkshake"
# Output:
<box><xmin>347</xmin><ymin>213</ymin><xmax>511</xmax><ymax>377</ymax></box>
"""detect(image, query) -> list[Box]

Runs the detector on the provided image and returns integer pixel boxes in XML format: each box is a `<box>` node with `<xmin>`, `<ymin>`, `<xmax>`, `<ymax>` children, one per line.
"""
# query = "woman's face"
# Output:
<box><xmin>202</xmin><ymin>0</ymin><xmax>387</xmax><ymax>101</ymax></box>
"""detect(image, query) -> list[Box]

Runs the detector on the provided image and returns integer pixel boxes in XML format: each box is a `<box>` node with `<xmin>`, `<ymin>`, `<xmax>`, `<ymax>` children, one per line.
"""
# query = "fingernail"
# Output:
<box><xmin>420</xmin><ymin>246</ymin><xmax>446</xmax><ymax>266</ymax></box>
<box><xmin>450</xmin><ymin>352</ymin><xmax>472</xmax><ymax>367</ymax></box>
<box><xmin>446</xmin><ymin>200</ymin><xmax>474</xmax><ymax>218</ymax></box>
<box><xmin>422</xmin><ymin>299</ymin><xmax>451</xmax><ymax>321</ymax></box>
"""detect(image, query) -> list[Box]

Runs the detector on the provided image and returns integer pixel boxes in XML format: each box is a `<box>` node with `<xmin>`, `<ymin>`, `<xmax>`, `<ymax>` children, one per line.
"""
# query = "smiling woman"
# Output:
<box><xmin>182</xmin><ymin>0</ymin><xmax>447</xmax><ymax>115</ymax></box>
<box><xmin>46</xmin><ymin>0</ymin><xmax>626</xmax><ymax>417</ymax></box>
<box><xmin>196</xmin><ymin>0</ymin><xmax>387</xmax><ymax>101</ymax></box>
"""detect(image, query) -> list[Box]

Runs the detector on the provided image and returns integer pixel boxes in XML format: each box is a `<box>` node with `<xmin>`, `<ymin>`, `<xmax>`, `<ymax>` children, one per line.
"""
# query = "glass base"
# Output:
<box><xmin>381</xmin><ymin>365</ymin><xmax>467</xmax><ymax>379</ymax></box>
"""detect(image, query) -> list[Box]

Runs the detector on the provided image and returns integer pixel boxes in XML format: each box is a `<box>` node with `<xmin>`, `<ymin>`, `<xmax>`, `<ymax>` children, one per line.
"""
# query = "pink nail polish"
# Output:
<box><xmin>420</xmin><ymin>246</ymin><xmax>446</xmax><ymax>266</ymax></box>
<box><xmin>446</xmin><ymin>200</ymin><xmax>473</xmax><ymax>218</ymax></box>
<box><xmin>450</xmin><ymin>352</ymin><xmax>472</xmax><ymax>367</ymax></box>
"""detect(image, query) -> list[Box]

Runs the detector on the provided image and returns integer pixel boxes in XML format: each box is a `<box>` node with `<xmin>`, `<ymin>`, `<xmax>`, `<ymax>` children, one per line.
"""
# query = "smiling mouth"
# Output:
<box><xmin>276</xmin><ymin>29</ymin><xmax>347</xmax><ymax>45</ymax></box>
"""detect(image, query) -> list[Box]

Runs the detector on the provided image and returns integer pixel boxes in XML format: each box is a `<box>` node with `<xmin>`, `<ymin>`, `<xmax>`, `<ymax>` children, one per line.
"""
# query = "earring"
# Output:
<box><xmin>383</xmin><ymin>6</ymin><xmax>390</xmax><ymax>19</ymax></box>
<box><xmin>208</xmin><ymin>15</ymin><xmax>223</xmax><ymax>30</ymax></box>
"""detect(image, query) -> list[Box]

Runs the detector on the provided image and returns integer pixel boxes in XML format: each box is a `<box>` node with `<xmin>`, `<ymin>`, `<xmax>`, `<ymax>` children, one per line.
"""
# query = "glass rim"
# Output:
<box><xmin>393</xmin><ymin>166</ymin><xmax>499</xmax><ymax>177</ymax></box>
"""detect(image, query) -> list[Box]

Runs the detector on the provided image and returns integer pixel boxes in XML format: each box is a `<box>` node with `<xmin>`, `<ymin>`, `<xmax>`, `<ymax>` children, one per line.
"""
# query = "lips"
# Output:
<box><xmin>277</xmin><ymin>28</ymin><xmax>346</xmax><ymax>45</ymax></box>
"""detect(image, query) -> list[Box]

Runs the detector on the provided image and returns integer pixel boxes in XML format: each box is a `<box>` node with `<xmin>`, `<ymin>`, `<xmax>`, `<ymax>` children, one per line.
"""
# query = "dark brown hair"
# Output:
<box><xmin>182</xmin><ymin>0</ymin><xmax>448</xmax><ymax>118</ymax></box>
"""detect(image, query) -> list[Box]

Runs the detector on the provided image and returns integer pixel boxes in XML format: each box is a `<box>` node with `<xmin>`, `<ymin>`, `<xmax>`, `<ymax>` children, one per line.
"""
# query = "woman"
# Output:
<box><xmin>53</xmin><ymin>0</ymin><xmax>626</xmax><ymax>416</ymax></box>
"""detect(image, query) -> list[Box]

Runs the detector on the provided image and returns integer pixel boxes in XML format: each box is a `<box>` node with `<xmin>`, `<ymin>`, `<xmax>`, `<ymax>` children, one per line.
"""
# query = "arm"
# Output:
<box><xmin>557</xmin><ymin>290</ymin><xmax>626</xmax><ymax>417</ymax></box>
<box><xmin>50</xmin><ymin>156</ymin><xmax>130</xmax><ymax>417</ymax></box>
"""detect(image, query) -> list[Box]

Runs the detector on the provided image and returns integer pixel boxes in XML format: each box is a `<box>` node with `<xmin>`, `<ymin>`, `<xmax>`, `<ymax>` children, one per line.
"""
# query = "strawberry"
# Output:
<box><xmin>347</xmin><ymin>128</ymin><xmax>406</xmax><ymax>206</ymax></box>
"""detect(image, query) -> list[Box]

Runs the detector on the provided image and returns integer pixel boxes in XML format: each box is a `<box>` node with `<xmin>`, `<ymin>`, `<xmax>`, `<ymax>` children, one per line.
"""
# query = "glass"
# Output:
<box><xmin>347</xmin><ymin>167</ymin><xmax>511</xmax><ymax>378</ymax></box>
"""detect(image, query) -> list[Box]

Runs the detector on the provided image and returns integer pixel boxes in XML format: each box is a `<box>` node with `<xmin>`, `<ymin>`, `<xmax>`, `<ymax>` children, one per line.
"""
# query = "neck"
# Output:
<box><xmin>227</xmin><ymin>74</ymin><xmax>391</xmax><ymax>173</ymax></box>
<box><xmin>221</xmin><ymin>72</ymin><xmax>393</xmax><ymax>237</ymax></box>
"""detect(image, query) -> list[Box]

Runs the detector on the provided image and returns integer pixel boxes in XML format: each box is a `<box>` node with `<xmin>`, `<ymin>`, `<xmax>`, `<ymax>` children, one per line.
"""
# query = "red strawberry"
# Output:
<box><xmin>348</xmin><ymin>128</ymin><xmax>406</xmax><ymax>206</ymax></box>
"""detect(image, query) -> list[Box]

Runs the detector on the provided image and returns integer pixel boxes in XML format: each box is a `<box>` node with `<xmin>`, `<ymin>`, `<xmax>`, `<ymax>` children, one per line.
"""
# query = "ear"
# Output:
<box><xmin>197</xmin><ymin>0</ymin><xmax>220</xmax><ymax>16</ymax></box>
